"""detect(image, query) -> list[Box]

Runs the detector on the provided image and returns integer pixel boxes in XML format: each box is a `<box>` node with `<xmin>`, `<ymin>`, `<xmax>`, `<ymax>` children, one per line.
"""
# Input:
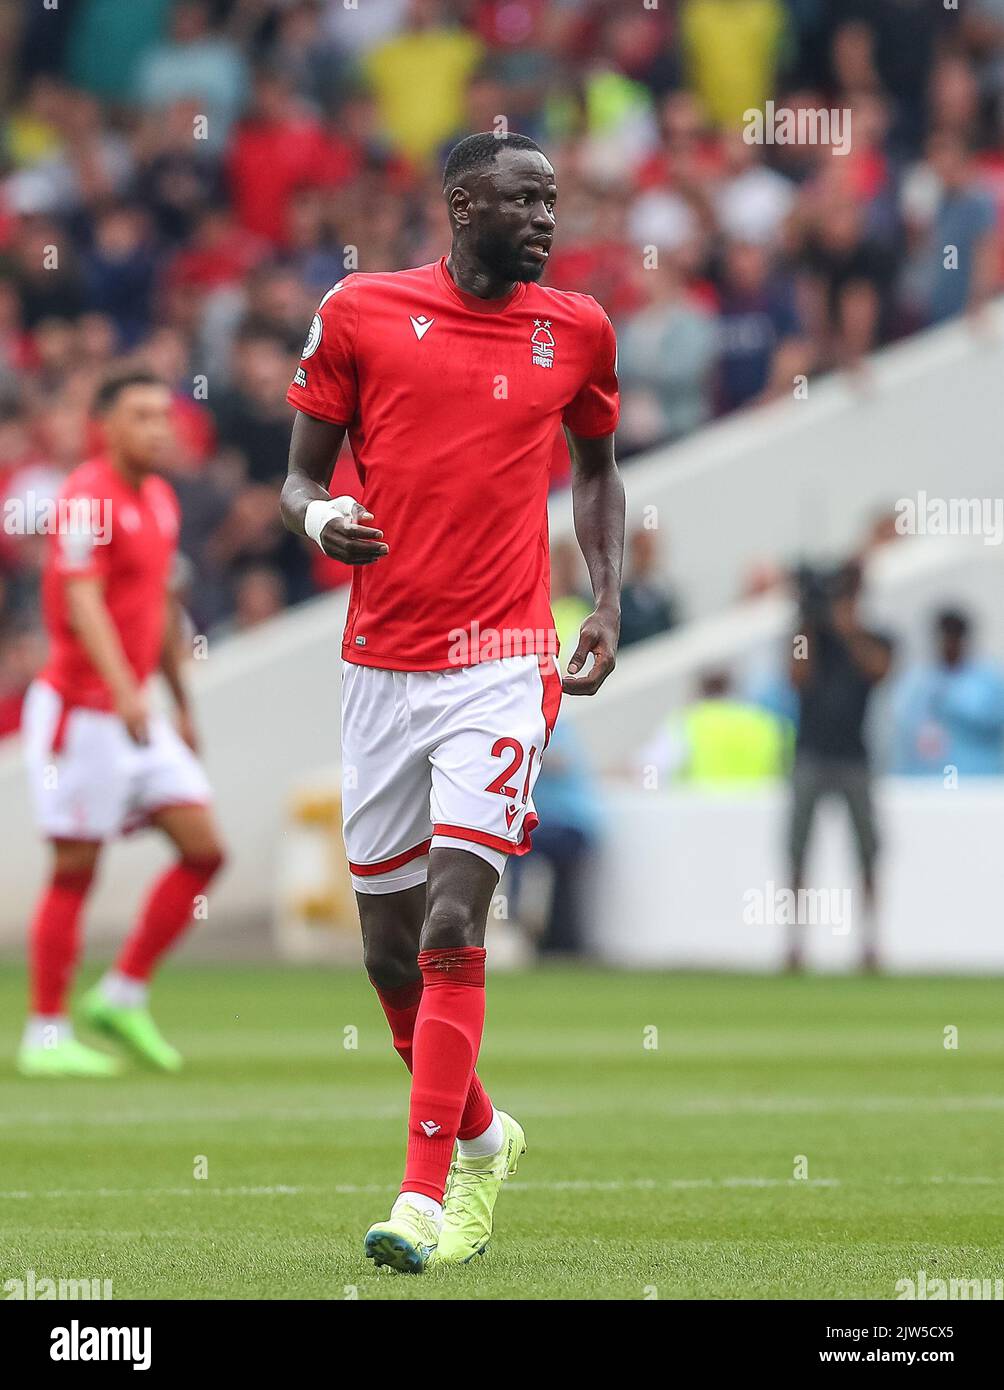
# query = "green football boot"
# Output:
<box><xmin>364</xmin><ymin>1196</ymin><xmax>441</xmax><ymax>1274</ymax></box>
<box><xmin>434</xmin><ymin>1111</ymin><xmax>526</xmax><ymax>1265</ymax></box>
<box><xmin>17</xmin><ymin>1036</ymin><xmax>122</xmax><ymax>1078</ymax></box>
<box><xmin>81</xmin><ymin>988</ymin><xmax>183</xmax><ymax>1072</ymax></box>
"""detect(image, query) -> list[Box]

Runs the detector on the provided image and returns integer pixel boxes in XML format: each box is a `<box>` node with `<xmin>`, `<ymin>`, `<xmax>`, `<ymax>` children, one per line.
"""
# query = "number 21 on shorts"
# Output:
<box><xmin>485</xmin><ymin>738</ymin><xmax>537</xmax><ymax>807</ymax></box>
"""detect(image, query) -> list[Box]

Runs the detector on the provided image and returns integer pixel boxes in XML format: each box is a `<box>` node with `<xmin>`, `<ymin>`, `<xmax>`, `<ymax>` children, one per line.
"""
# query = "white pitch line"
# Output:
<box><xmin>3</xmin><ymin>1094</ymin><xmax>1004</xmax><ymax>1128</ymax></box>
<box><xmin>2</xmin><ymin>1174</ymin><xmax>1002</xmax><ymax>1202</ymax></box>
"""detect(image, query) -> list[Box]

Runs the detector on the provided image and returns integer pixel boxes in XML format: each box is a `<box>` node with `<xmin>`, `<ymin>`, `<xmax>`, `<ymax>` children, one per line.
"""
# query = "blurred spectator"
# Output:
<box><xmin>639</xmin><ymin>669</ymin><xmax>791</xmax><ymax>785</ymax></box>
<box><xmin>892</xmin><ymin>609</ymin><xmax>1004</xmax><ymax>777</ymax></box>
<box><xmin>226</xmin><ymin>68</ymin><xmax>330</xmax><ymax>247</ymax></box>
<box><xmin>505</xmin><ymin>718</ymin><xmax>601</xmax><ymax>956</ymax></box>
<box><xmin>4</xmin><ymin>85</ymin><xmax>136</xmax><ymax>218</ymax></box>
<box><xmin>364</xmin><ymin>0</ymin><xmax>483</xmax><ymax>165</ymax></box>
<box><xmin>550</xmin><ymin>187</ymin><xmax>645</xmax><ymax>322</ymax></box>
<box><xmin>8</xmin><ymin>218</ymin><xmax>85</xmax><ymax>328</ymax></box>
<box><xmin>715</xmin><ymin>129</ymin><xmax>795</xmax><ymax>246</ymax></box>
<box><xmin>210</xmin><ymin>327</ymin><xmax>297</xmax><ymax>484</ymax></box>
<box><xmin>134</xmin><ymin>0</ymin><xmax>248</xmax><ymax>154</ymax></box>
<box><xmin>619</xmin><ymin>527</ymin><xmax>680</xmax><ymax>649</ymax></box>
<box><xmin>715</xmin><ymin>239</ymin><xmax>807</xmax><ymax>413</ymax></box>
<box><xmin>133</xmin><ymin>99</ymin><xmax>225</xmax><ymax>245</ymax></box>
<box><xmin>212</xmin><ymin>564</ymin><xmax>288</xmax><ymax>639</ymax></box>
<box><xmin>270</xmin><ymin>0</ymin><xmax>347</xmax><ymax>111</ymax></box>
<box><xmin>81</xmin><ymin>203</ymin><xmax>158</xmax><ymax>349</ymax></box>
<box><xmin>323</xmin><ymin>0</ymin><xmax>411</xmax><ymax>55</ymax></box>
<box><xmin>286</xmin><ymin>188</ymin><xmax>348</xmax><ymax>294</ymax></box>
<box><xmin>634</xmin><ymin>90</ymin><xmax>722</xmax><ymax>220</ymax></box>
<box><xmin>796</xmin><ymin>170</ymin><xmax>897</xmax><ymax>370</ymax></box>
<box><xmin>828</xmin><ymin>19</ymin><xmax>883</xmax><ymax>105</ymax></box>
<box><xmin>680</xmin><ymin>0</ymin><xmax>787</xmax><ymax>130</ymax></box>
<box><xmin>617</xmin><ymin>256</ymin><xmax>717</xmax><ymax>450</ymax></box>
<box><xmin>66</xmin><ymin>0</ymin><xmax>173</xmax><ymax>101</ymax></box>
<box><xmin>900</xmin><ymin>131</ymin><xmax>1000</xmax><ymax>326</ymax></box>
<box><xmin>787</xmin><ymin>561</ymin><xmax>893</xmax><ymax>971</ymax></box>
<box><xmin>836</xmin><ymin>0</ymin><xmax>950</xmax><ymax>155</ymax></box>
<box><xmin>140</xmin><ymin>325</ymin><xmax>217</xmax><ymax>468</ymax></box>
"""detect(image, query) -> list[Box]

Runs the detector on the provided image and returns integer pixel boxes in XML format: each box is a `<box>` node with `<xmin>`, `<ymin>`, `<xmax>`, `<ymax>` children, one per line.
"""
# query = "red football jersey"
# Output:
<box><xmin>40</xmin><ymin>456</ymin><xmax>180</xmax><ymax>711</ymax></box>
<box><xmin>286</xmin><ymin>257</ymin><xmax>619</xmax><ymax>671</ymax></box>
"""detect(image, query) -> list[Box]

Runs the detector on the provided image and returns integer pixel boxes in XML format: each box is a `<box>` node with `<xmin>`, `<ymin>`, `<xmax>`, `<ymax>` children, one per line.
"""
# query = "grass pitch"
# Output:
<box><xmin>1</xmin><ymin>964</ymin><xmax>1002</xmax><ymax>1300</ymax></box>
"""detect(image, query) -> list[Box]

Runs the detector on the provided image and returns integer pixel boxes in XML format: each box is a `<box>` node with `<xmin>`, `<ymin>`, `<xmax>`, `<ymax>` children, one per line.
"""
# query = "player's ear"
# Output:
<box><xmin>448</xmin><ymin>186</ymin><xmax>472</xmax><ymax>227</ymax></box>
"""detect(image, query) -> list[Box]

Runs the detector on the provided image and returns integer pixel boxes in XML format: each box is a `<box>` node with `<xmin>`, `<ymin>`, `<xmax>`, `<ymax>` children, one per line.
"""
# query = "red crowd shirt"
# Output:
<box><xmin>286</xmin><ymin>257</ymin><xmax>620</xmax><ymax>671</ymax></box>
<box><xmin>227</xmin><ymin>115</ymin><xmax>331</xmax><ymax>245</ymax></box>
<box><xmin>40</xmin><ymin>456</ymin><xmax>180</xmax><ymax>711</ymax></box>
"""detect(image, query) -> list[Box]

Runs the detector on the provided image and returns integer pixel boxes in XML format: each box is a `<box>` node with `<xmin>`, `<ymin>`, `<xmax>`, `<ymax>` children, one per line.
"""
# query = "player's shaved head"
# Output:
<box><xmin>442</xmin><ymin>131</ymin><xmax>543</xmax><ymax>191</ymax></box>
<box><xmin>444</xmin><ymin>132</ymin><xmax>556</xmax><ymax>290</ymax></box>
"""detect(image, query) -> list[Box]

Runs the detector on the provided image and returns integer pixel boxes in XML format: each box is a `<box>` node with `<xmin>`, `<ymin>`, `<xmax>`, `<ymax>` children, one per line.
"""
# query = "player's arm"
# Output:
<box><xmin>64</xmin><ymin>576</ymin><xmax>149</xmax><ymax>743</ymax></box>
<box><xmin>160</xmin><ymin>593</ymin><xmax>198</xmax><ymax>751</ymax></box>
<box><xmin>562</xmin><ymin>428</ymin><xmax>624</xmax><ymax>695</ymax></box>
<box><xmin>279</xmin><ymin>411</ymin><xmax>389</xmax><ymax>565</ymax></box>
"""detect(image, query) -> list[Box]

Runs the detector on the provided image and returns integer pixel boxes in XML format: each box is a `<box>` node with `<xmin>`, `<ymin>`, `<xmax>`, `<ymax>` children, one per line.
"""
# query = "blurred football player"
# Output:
<box><xmin>18</xmin><ymin>371</ymin><xmax>225</xmax><ymax>1077</ymax></box>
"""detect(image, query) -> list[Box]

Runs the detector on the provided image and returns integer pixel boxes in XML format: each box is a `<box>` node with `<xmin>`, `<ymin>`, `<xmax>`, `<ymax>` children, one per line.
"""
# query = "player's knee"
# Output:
<box><xmin>182</xmin><ymin>844</ymin><xmax>226</xmax><ymax>880</ymax></box>
<box><xmin>362</xmin><ymin>938</ymin><xmax>418</xmax><ymax>991</ymax></box>
<box><xmin>52</xmin><ymin>840</ymin><xmax>100</xmax><ymax>882</ymax></box>
<box><xmin>184</xmin><ymin>834</ymin><xmax>228</xmax><ymax>867</ymax></box>
<box><xmin>422</xmin><ymin>892</ymin><xmax>482</xmax><ymax>951</ymax></box>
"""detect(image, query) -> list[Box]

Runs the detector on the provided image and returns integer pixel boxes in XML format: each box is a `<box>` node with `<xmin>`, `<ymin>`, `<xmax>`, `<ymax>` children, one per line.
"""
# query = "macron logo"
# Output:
<box><xmin>410</xmin><ymin>315</ymin><xmax>434</xmax><ymax>341</ymax></box>
<box><xmin>420</xmin><ymin>1120</ymin><xmax>442</xmax><ymax>1137</ymax></box>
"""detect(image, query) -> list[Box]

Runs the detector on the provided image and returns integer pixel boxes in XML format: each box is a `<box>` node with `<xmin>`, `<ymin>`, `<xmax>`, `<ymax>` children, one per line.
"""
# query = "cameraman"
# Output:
<box><xmin>788</xmin><ymin>561</ymin><xmax>893</xmax><ymax>972</ymax></box>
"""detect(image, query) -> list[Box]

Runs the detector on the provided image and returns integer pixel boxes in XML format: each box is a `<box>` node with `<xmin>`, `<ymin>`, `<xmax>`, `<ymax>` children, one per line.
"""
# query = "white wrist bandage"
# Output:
<box><xmin>304</xmin><ymin>496</ymin><xmax>359</xmax><ymax>551</ymax></box>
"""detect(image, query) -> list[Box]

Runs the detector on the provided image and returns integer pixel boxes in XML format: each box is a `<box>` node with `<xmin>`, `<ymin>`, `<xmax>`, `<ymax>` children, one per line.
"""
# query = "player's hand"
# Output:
<box><xmin>562</xmin><ymin>607</ymin><xmax>619</xmax><ymax>696</ymax></box>
<box><xmin>116</xmin><ymin>687</ymin><xmax>150</xmax><ymax>745</ymax></box>
<box><xmin>319</xmin><ymin>506</ymin><xmax>390</xmax><ymax>566</ymax></box>
<box><xmin>176</xmin><ymin>706</ymin><xmax>199</xmax><ymax>753</ymax></box>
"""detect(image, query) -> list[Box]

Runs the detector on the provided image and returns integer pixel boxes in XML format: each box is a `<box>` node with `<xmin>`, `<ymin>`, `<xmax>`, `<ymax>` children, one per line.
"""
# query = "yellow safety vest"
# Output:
<box><xmin>679</xmin><ymin>699</ymin><xmax>790</xmax><ymax>783</ymax></box>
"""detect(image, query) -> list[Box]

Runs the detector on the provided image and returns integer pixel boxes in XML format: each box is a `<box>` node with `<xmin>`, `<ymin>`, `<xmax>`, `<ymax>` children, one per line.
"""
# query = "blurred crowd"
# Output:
<box><xmin>2</xmin><ymin>0</ymin><xmax>1004</xmax><ymax>734</ymax></box>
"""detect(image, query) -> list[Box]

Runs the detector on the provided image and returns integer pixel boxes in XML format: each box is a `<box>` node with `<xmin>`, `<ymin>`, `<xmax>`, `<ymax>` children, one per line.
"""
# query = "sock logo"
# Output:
<box><xmin>420</xmin><ymin>1120</ymin><xmax>442</xmax><ymax>1137</ymax></box>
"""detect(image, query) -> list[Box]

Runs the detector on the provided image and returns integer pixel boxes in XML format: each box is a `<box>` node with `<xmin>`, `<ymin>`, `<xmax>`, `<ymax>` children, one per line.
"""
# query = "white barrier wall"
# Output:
<box><xmin>585</xmin><ymin>782</ymin><xmax>1004</xmax><ymax>972</ymax></box>
<box><xmin>550</xmin><ymin>299</ymin><xmax>1004</xmax><ymax>618</ymax></box>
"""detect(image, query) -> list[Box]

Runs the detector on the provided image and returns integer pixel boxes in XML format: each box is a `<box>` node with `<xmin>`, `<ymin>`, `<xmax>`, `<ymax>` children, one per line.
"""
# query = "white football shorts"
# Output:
<box><xmin>22</xmin><ymin>679</ymin><xmax>212</xmax><ymax>842</ymax></box>
<box><xmin>341</xmin><ymin>654</ymin><xmax>562</xmax><ymax>894</ymax></box>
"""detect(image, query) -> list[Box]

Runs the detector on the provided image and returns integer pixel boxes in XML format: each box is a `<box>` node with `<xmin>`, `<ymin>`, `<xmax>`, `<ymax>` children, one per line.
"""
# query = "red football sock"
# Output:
<box><xmin>115</xmin><ymin>853</ymin><xmax>223</xmax><ymax>982</ymax></box>
<box><xmin>29</xmin><ymin>867</ymin><xmax>95</xmax><ymax>1015</ymax></box>
<box><xmin>371</xmin><ymin>978</ymin><xmax>494</xmax><ymax>1141</ymax></box>
<box><xmin>401</xmin><ymin>947</ymin><xmax>488</xmax><ymax>1202</ymax></box>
